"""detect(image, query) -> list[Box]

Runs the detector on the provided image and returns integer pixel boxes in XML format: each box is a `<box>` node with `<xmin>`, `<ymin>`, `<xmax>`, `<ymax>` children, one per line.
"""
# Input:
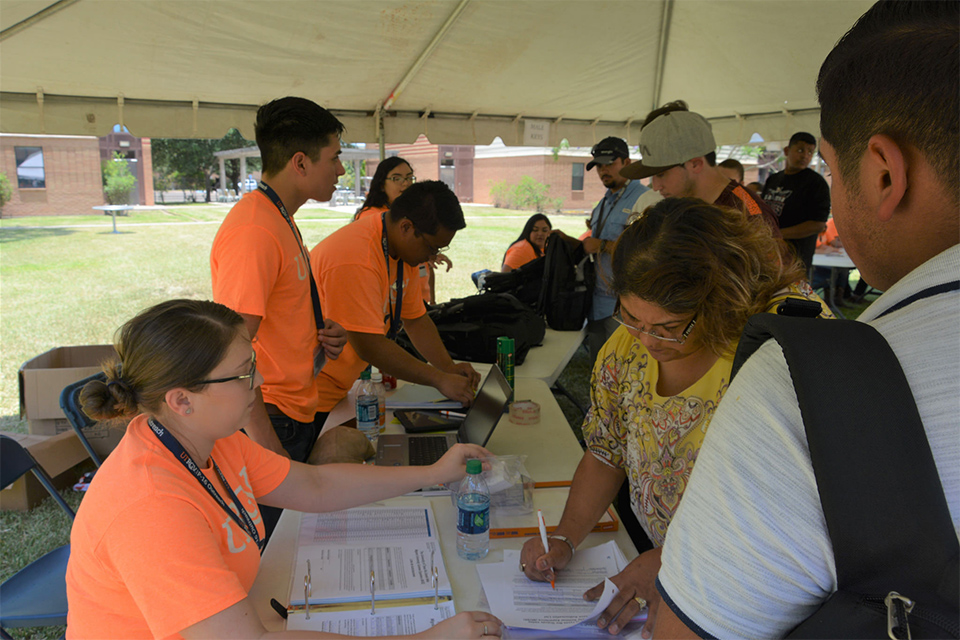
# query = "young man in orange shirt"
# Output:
<box><xmin>311</xmin><ymin>180</ymin><xmax>480</xmax><ymax>416</ymax></box>
<box><xmin>211</xmin><ymin>97</ymin><xmax>348</xmax><ymax>463</ymax></box>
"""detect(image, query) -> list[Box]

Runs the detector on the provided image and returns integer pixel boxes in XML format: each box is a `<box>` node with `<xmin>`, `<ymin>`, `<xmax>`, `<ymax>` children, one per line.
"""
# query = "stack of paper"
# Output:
<box><xmin>476</xmin><ymin>541</ymin><xmax>646</xmax><ymax>638</ymax></box>
<box><xmin>286</xmin><ymin>506</ymin><xmax>455</xmax><ymax>634</ymax></box>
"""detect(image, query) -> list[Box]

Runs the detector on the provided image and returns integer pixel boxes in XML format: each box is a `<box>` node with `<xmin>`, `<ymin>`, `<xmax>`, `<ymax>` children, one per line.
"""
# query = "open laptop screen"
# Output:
<box><xmin>459</xmin><ymin>365</ymin><xmax>512</xmax><ymax>447</ymax></box>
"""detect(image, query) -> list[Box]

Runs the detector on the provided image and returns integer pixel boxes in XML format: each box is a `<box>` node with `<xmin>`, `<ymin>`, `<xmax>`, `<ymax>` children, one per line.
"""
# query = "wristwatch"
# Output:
<box><xmin>599</xmin><ymin>239</ymin><xmax>608</xmax><ymax>254</ymax></box>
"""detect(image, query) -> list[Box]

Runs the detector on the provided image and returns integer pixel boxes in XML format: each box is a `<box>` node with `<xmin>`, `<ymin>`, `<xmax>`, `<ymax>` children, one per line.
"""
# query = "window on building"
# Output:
<box><xmin>572</xmin><ymin>163</ymin><xmax>584</xmax><ymax>191</ymax></box>
<box><xmin>15</xmin><ymin>146</ymin><xmax>46</xmax><ymax>189</ymax></box>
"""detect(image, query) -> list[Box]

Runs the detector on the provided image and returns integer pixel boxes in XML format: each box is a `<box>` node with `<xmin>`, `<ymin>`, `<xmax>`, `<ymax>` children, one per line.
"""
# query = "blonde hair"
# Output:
<box><xmin>80</xmin><ymin>299</ymin><xmax>244</xmax><ymax>419</ymax></box>
<box><xmin>611</xmin><ymin>197</ymin><xmax>804</xmax><ymax>357</ymax></box>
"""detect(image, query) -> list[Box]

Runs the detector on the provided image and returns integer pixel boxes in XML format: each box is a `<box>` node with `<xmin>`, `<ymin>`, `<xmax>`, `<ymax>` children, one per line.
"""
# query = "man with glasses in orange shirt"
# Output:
<box><xmin>311</xmin><ymin>180</ymin><xmax>480</xmax><ymax>418</ymax></box>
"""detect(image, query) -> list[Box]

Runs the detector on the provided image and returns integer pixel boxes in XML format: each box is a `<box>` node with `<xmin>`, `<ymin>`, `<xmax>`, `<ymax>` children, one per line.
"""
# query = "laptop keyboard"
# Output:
<box><xmin>408</xmin><ymin>436</ymin><xmax>450</xmax><ymax>466</ymax></box>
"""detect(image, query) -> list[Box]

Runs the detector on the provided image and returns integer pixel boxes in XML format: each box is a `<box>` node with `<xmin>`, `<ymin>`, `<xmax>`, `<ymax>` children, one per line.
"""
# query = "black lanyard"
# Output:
<box><xmin>381</xmin><ymin>212</ymin><xmax>404</xmax><ymax>340</ymax></box>
<box><xmin>257</xmin><ymin>181</ymin><xmax>326</xmax><ymax>375</ymax></box>
<box><xmin>592</xmin><ymin>182</ymin><xmax>629</xmax><ymax>240</ymax></box>
<box><xmin>876</xmin><ymin>281</ymin><xmax>959</xmax><ymax>320</ymax></box>
<box><xmin>148</xmin><ymin>417</ymin><xmax>264</xmax><ymax>552</ymax></box>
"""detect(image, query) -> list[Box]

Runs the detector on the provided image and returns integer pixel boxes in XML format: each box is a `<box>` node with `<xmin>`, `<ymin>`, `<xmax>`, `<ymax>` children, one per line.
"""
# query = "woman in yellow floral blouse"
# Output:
<box><xmin>520</xmin><ymin>197</ymin><xmax>832</xmax><ymax>637</ymax></box>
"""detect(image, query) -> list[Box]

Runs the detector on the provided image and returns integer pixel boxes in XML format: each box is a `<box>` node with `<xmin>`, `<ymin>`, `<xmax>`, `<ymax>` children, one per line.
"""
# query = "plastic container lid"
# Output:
<box><xmin>466</xmin><ymin>459</ymin><xmax>482</xmax><ymax>474</ymax></box>
<box><xmin>371</xmin><ymin>367</ymin><xmax>383</xmax><ymax>383</ymax></box>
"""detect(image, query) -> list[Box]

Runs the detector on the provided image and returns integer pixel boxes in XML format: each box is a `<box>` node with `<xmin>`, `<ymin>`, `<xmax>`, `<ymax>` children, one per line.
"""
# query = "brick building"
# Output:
<box><xmin>375</xmin><ymin>135</ymin><xmax>626</xmax><ymax>213</ymax></box>
<box><xmin>0</xmin><ymin>132</ymin><xmax>153</xmax><ymax>217</ymax></box>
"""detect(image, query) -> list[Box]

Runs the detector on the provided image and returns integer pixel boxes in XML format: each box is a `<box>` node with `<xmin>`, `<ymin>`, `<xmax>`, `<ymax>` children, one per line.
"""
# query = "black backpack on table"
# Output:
<box><xmin>397</xmin><ymin>292</ymin><xmax>546</xmax><ymax>366</ymax></box>
<box><xmin>537</xmin><ymin>234</ymin><xmax>594</xmax><ymax>331</ymax></box>
<box><xmin>731</xmin><ymin>313</ymin><xmax>959</xmax><ymax>639</ymax></box>
<box><xmin>479</xmin><ymin>256</ymin><xmax>544</xmax><ymax>309</ymax></box>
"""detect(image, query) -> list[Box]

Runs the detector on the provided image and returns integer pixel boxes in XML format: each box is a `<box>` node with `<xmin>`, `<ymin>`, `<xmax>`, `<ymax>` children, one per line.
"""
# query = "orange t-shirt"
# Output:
<box><xmin>356</xmin><ymin>206</ymin><xmax>432</xmax><ymax>302</ymax></box>
<box><xmin>211</xmin><ymin>190</ymin><xmax>319</xmax><ymax>422</ymax></box>
<box><xmin>502</xmin><ymin>240</ymin><xmax>540</xmax><ymax>270</ymax></box>
<box><xmin>818</xmin><ymin>218</ymin><xmax>839</xmax><ymax>247</ymax></box>
<box><xmin>66</xmin><ymin>416</ymin><xmax>290</xmax><ymax>639</ymax></box>
<box><xmin>311</xmin><ymin>213</ymin><xmax>427</xmax><ymax>411</ymax></box>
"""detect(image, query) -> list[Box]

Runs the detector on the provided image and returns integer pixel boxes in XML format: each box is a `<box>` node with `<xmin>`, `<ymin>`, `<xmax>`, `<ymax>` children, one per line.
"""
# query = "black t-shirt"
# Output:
<box><xmin>762</xmin><ymin>168</ymin><xmax>831</xmax><ymax>271</ymax></box>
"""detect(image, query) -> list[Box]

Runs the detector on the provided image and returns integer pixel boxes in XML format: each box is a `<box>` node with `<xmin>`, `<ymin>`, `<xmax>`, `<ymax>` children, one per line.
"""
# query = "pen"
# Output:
<box><xmin>440</xmin><ymin>410</ymin><xmax>466</xmax><ymax>418</ymax></box>
<box><xmin>537</xmin><ymin>509</ymin><xmax>555</xmax><ymax>589</ymax></box>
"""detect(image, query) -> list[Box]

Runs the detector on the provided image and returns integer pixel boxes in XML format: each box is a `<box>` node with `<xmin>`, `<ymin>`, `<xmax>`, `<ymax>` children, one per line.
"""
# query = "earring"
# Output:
<box><xmin>185</xmin><ymin>408</ymin><xmax>193</xmax><ymax>415</ymax></box>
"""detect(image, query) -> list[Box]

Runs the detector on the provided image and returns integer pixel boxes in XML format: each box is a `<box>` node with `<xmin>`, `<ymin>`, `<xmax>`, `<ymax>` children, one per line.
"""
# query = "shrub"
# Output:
<box><xmin>0</xmin><ymin>172</ymin><xmax>12</xmax><ymax>214</ymax></box>
<box><xmin>102</xmin><ymin>152</ymin><xmax>137</xmax><ymax>205</ymax></box>
<box><xmin>488</xmin><ymin>176</ymin><xmax>558</xmax><ymax>212</ymax></box>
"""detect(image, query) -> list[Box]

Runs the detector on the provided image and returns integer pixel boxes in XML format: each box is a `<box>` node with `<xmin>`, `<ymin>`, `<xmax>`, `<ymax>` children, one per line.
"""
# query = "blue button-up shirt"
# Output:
<box><xmin>590</xmin><ymin>179</ymin><xmax>648</xmax><ymax>321</ymax></box>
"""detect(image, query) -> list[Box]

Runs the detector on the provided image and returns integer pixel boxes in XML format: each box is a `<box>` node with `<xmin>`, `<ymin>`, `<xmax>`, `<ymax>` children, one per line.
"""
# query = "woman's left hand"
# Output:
<box><xmin>432</xmin><ymin>443</ymin><xmax>492</xmax><ymax>485</ymax></box>
<box><xmin>584</xmin><ymin>547</ymin><xmax>662</xmax><ymax>638</ymax></box>
<box><xmin>318</xmin><ymin>319</ymin><xmax>348</xmax><ymax>360</ymax></box>
<box><xmin>430</xmin><ymin>253</ymin><xmax>454</xmax><ymax>271</ymax></box>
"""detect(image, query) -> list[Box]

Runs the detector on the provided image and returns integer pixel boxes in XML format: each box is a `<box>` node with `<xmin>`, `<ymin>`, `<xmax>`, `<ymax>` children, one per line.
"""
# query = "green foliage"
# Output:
<box><xmin>0</xmin><ymin>172</ymin><xmax>12</xmax><ymax>212</ymax></box>
<box><xmin>487</xmin><ymin>176</ymin><xmax>563</xmax><ymax>213</ymax></box>
<box><xmin>151</xmin><ymin>128</ymin><xmax>260</xmax><ymax>202</ymax></box>
<box><xmin>101</xmin><ymin>152</ymin><xmax>137</xmax><ymax>204</ymax></box>
<box><xmin>551</xmin><ymin>138</ymin><xmax>570</xmax><ymax>162</ymax></box>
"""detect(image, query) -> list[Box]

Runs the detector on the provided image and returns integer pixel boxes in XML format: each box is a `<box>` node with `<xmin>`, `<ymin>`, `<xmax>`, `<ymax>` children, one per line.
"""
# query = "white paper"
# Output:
<box><xmin>385</xmin><ymin>384</ymin><xmax>462</xmax><ymax>409</ymax></box>
<box><xmin>286</xmin><ymin>600</ymin><xmax>456</xmax><ymax>634</ymax></box>
<box><xmin>291</xmin><ymin>507</ymin><xmax>451</xmax><ymax>605</ymax></box>
<box><xmin>477</xmin><ymin>543</ymin><xmax>623</xmax><ymax>631</ymax></box>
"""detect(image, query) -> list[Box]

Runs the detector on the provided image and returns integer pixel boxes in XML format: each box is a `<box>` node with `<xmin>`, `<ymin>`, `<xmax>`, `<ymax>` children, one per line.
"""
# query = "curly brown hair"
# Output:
<box><xmin>611</xmin><ymin>197</ymin><xmax>805</xmax><ymax>357</ymax></box>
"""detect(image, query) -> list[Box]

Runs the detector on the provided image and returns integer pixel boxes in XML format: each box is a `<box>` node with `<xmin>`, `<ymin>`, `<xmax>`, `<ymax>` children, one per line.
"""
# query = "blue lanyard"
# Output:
<box><xmin>148</xmin><ymin>418</ymin><xmax>264</xmax><ymax>552</ymax></box>
<box><xmin>381</xmin><ymin>211</ymin><xmax>404</xmax><ymax>340</ymax></box>
<box><xmin>257</xmin><ymin>181</ymin><xmax>327</xmax><ymax>375</ymax></box>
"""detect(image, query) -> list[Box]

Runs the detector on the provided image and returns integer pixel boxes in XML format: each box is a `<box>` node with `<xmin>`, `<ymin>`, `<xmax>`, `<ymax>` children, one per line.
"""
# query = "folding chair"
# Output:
<box><xmin>59</xmin><ymin>372</ymin><xmax>106</xmax><ymax>467</ymax></box>
<box><xmin>0</xmin><ymin>435</ymin><xmax>76</xmax><ymax>637</ymax></box>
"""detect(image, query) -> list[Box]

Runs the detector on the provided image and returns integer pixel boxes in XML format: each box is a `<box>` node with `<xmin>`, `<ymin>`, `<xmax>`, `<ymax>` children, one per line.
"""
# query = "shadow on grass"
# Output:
<box><xmin>0</xmin><ymin>227</ymin><xmax>78</xmax><ymax>243</ymax></box>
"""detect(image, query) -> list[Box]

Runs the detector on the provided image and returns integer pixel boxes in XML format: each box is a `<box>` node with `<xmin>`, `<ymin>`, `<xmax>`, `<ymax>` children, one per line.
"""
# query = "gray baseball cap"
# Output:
<box><xmin>621</xmin><ymin>110</ymin><xmax>717</xmax><ymax>180</ymax></box>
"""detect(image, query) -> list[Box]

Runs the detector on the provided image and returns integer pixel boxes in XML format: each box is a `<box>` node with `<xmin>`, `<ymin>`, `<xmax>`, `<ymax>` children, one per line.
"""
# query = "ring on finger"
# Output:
<box><xmin>634</xmin><ymin>596</ymin><xmax>648</xmax><ymax>609</ymax></box>
<box><xmin>519</xmin><ymin>561</ymin><xmax>526</xmax><ymax>572</ymax></box>
<box><xmin>483</xmin><ymin>623</ymin><xmax>488</xmax><ymax>636</ymax></box>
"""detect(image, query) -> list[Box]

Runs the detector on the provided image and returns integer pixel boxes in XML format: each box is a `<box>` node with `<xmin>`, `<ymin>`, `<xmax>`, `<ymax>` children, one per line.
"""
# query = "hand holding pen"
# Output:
<box><xmin>537</xmin><ymin>510</ymin><xmax>555</xmax><ymax>589</ymax></box>
<box><xmin>518</xmin><ymin>513</ymin><xmax>575</xmax><ymax>584</ymax></box>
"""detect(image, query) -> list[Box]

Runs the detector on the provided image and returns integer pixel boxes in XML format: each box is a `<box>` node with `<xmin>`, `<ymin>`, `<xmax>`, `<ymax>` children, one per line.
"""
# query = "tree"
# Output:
<box><xmin>152</xmin><ymin>128</ymin><xmax>261</xmax><ymax>202</ymax></box>
<box><xmin>0</xmin><ymin>172</ymin><xmax>12</xmax><ymax>214</ymax></box>
<box><xmin>102</xmin><ymin>152</ymin><xmax>137</xmax><ymax>204</ymax></box>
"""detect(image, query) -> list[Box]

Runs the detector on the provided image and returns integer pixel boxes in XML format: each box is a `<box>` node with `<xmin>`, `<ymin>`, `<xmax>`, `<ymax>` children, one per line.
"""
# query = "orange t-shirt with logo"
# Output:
<box><xmin>311</xmin><ymin>213</ymin><xmax>427</xmax><ymax>411</ymax></box>
<box><xmin>503</xmin><ymin>240</ymin><xmax>539</xmax><ymax>270</ymax></box>
<box><xmin>356</xmin><ymin>206</ymin><xmax>432</xmax><ymax>302</ymax></box>
<box><xmin>211</xmin><ymin>190</ymin><xmax>319</xmax><ymax>422</ymax></box>
<box><xmin>66</xmin><ymin>416</ymin><xmax>290</xmax><ymax>639</ymax></box>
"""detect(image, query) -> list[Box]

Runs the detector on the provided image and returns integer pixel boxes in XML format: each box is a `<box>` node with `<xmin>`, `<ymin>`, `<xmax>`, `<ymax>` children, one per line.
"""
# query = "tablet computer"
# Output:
<box><xmin>394</xmin><ymin>409</ymin><xmax>463</xmax><ymax>433</ymax></box>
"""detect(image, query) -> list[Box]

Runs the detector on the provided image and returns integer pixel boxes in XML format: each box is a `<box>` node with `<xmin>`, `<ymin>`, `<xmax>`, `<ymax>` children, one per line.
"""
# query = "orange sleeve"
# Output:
<box><xmin>503</xmin><ymin>241</ymin><xmax>537</xmax><ymax>270</ymax></box>
<box><xmin>322</xmin><ymin>262</ymin><xmax>388</xmax><ymax>334</ymax></box>
<box><xmin>211</xmin><ymin>223</ymin><xmax>283</xmax><ymax>319</ymax></box>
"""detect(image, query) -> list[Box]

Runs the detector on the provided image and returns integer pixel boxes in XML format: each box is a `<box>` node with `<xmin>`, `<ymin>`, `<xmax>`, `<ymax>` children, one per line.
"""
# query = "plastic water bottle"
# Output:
<box><xmin>356</xmin><ymin>367</ymin><xmax>379</xmax><ymax>442</ymax></box>
<box><xmin>456</xmin><ymin>459</ymin><xmax>490</xmax><ymax>560</ymax></box>
<box><xmin>370</xmin><ymin>367</ymin><xmax>387</xmax><ymax>433</ymax></box>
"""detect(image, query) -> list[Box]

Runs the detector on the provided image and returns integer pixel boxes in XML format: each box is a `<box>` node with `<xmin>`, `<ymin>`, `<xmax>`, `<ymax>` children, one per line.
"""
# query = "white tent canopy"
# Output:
<box><xmin>1</xmin><ymin>0</ymin><xmax>872</xmax><ymax>146</ymax></box>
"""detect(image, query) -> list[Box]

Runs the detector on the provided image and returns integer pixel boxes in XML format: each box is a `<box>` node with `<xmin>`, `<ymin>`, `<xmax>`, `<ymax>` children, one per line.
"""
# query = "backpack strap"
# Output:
<box><xmin>732</xmin><ymin>314</ymin><xmax>959</xmax><ymax>636</ymax></box>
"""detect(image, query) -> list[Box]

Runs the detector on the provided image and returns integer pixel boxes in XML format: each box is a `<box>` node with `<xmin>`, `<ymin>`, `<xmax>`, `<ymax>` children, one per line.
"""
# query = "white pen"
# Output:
<box><xmin>537</xmin><ymin>509</ymin><xmax>555</xmax><ymax>589</ymax></box>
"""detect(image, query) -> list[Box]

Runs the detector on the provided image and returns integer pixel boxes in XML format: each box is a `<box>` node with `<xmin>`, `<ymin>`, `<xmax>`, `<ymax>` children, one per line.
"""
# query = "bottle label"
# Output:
<box><xmin>356</xmin><ymin>396</ymin><xmax>379</xmax><ymax>426</ymax></box>
<box><xmin>457</xmin><ymin>502</ymin><xmax>490</xmax><ymax>535</ymax></box>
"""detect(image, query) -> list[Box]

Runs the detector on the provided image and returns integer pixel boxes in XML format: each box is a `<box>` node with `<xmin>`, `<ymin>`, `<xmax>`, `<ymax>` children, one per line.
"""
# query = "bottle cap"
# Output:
<box><xmin>465</xmin><ymin>459</ymin><xmax>482</xmax><ymax>474</ymax></box>
<box><xmin>371</xmin><ymin>367</ymin><xmax>383</xmax><ymax>383</ymax></box>
<box><xmin>360</xmin><ymin>367</ymin><xmax>371</xmax><ymax>380</ymax></box>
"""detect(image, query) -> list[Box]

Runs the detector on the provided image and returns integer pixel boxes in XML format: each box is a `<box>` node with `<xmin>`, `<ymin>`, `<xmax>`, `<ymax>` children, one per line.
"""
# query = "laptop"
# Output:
<box><xmin>375</xmin><ymin>365</ymin><xmax>512</xmax><ymax>466</ymax></box>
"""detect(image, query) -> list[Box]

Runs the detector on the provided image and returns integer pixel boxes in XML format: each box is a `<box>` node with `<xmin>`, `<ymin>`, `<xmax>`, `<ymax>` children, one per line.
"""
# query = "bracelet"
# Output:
<box><xmin>599</xmin><ymin>239</ymin><xmax>608</xmax><ymax>253</ymax></box>
<box><xmin>548</xmin><ymin>534</ymin><xmax>576</xmax><ymax>558</ymax></box>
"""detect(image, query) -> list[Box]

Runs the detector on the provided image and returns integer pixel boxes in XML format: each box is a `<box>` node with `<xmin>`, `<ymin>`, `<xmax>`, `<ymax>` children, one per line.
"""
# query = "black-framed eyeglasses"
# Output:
<box><xmin>198</xmin><ymin>350</ymin><xmax>258</xmax><ymax>390</ymax></box>
<box><xmin>613</xmin><ymin>301</ymin><xmax>697</xmax><ymax>344</ymax></box>
<box><xmin>385</xmin><ymin>175</ymin><xmax>416</xmax><ymax>184</ymax></box>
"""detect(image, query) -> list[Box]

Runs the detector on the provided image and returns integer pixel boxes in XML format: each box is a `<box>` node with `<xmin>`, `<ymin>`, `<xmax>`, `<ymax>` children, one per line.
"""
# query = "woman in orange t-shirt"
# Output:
<box><xmin>501</xmin><ymin>213</ymin><xmax>552</xmax><ymax>272</ymax></box>
<box><xmin>355</xmin><ymin>157</ymin><xmax>451</xmax><ymax>304</ymax></box>
<box><xmin>65</xmin><ymin>299</ymin><xmax>500</xmax><ymax>640</ymax></box>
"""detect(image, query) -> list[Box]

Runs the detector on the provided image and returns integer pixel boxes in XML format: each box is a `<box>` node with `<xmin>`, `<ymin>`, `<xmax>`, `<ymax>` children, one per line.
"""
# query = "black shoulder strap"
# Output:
<box><xmin>732</xmin><ymin>314</ymin><xmax>958</xmax><ymax>615</ymax></box>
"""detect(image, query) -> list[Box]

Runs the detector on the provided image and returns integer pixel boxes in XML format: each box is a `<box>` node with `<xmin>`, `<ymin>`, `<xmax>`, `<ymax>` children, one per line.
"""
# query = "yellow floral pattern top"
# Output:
<box><xmin>583</xmin><ymin>282</ymin><xmax>832</xmax><ymax>546</ymax></box>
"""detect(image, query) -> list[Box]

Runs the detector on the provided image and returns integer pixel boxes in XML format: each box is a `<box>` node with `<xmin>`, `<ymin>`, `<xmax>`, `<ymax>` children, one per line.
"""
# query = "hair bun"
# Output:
<box><xmin>80</xmin><ymin>362</ymin><xmax>138</xmax><ymax>420</ymax></box>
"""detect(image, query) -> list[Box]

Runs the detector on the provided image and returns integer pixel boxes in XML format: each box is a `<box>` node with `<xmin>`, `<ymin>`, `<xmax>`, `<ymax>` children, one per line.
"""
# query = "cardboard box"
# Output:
<box><xmin>19</xmin><ymin>344</ymin><xmax>123</xmax><ymax>459</ymax></box>
<box><xmin>0</xmin><ymin>430</ymin><xmax>94</xmax><ymax>512</ymax></box>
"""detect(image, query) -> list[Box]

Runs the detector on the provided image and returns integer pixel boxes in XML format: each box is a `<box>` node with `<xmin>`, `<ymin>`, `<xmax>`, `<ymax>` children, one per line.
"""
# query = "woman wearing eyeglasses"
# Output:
<box><xmin>66</xmin><ymin>299</ymin><xmax>501</xmax><ymax>639</ymax></box>
<box><xmin>355</xmin><ymin>157</ymin><xmax>451</xmax><ymax>304</ymax></box>
<box><xmin>519</xmin><ymin>198</ymin><xmax>830</xmax><ymax>637</ymax></box>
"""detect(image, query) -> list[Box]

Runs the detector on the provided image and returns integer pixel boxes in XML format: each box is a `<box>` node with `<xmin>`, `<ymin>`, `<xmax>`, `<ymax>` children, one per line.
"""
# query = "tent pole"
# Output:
<box><xmin>651</xmin><ymin>0</ymin><xmax>675</xmax><ymax>112</ymax></box>
<box><xmin>0</xmin><ymin>0</ymin><xmax>81</xmax><ymax>42</ymax></box>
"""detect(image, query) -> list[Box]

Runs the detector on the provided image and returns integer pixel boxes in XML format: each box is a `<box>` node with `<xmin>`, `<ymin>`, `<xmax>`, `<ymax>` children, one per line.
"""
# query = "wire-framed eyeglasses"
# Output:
<box><xmin>613</xmin><ymin>301</ymin><xmax>697</xmax><ymax>345</ymax></box>
<box><xmin>198</xmin><ymin>350</ymin><xmax>258</xmax><ymax>390</ymax></box>
<box><xmin>385</xmin><ymin>175</ymin><xmax>416</xmax><ymax>184</ymax></box>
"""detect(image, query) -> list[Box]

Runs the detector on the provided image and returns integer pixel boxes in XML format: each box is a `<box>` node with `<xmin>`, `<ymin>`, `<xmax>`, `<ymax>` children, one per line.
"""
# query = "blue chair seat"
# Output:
<box><xmin>0</xmin><ymin>545</ymin><xmax>70</xmax><ymax>628</ymax></box>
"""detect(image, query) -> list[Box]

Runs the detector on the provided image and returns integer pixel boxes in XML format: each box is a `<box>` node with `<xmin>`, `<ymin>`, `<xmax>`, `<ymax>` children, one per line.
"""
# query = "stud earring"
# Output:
<box><xmin>185</xmin><ymin>408</ymin><xmax>193</xmax><ymax>415</ymax></box>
